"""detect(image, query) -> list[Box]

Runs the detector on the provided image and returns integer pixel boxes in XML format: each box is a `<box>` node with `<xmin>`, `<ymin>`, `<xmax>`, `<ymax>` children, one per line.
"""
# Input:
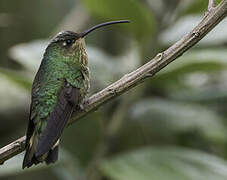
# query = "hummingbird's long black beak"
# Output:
<box><xmin>79</xmin><ymin>20</ymin><xmax>130</xmax><ymax>38</ymax></box>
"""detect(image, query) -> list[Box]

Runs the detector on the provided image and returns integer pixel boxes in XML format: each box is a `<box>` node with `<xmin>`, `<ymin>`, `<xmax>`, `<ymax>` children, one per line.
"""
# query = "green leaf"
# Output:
<box><xmin>100</xmin><ymin>146</ymin><xmax>227</xmax><ymax>180</ymax></box>
<box><xmin>82</xmin><ymin>0</ymin><xmax>156</xmax><ymax>40</ymax></box>
<box><xmin>0</xmin><ymin>68</ymin><xmax>32</xmax><ymax>90</ymax></box>
<box><xmin>150</xmin><ymin>49</ymin><xmax>227</xmax><ymax>102</ymax></box>
<box><xmin>88</xmin><ymin>45</ymin><xmax>140</xmax><ymax>90</ymax></box>
<box><xmin>161</xmin><ymin>49</ymin><xmax>227</xmax><ymax>73</ymax></box>
<box><xmin>163</xmin><ymin>49</ymin><xmax>227</xmax><ymax>75</ymax></box>
<box><xmin>169</xmin><ymin>81</ymin><xmax>227</xmax><ymax>102</ymax></box>
<box><xmin>184</xmin><ymin>0</ymin><xmax>222</xmax><ymax>15</ymax></box>
<box><xmin>160</xmin><ymin>15</ymin><xmax>227</xmax><ymax>46</ymax></box>
<box><xmin>0</xmin><ymin>148</ymin><xmax>81</xmax><ymax>178</ymax></box>
<box><xmin>0</xmin><ymin>70</ymin><xmax>30</xmax><ymax>115</ymax></box>
<box><xmin>9</xmin><ymin>40</ymin><xmax>47</xmax><ymax>73</ymax></box>
<box><xmin>130</xmin><ymin>98</ymin><xmax>227</xmax><ymax>142</ymax></box>
<box><xmin>152</xmin><ymin>49</ymin><xmax>227</xmax><ymax>89</ymax></box>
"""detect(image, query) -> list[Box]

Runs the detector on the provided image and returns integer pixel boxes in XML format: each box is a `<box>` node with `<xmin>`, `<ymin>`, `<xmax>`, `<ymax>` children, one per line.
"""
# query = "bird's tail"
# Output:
<box><xmin>45</xmin><ymin>144</ymin><xmax>59</xmax><ymax>164</ymax></box>
<box><xmin>22</xmin><ymin>139</ymin><xmax>59</xmax><ymax>168</ymax></box>
<box><xmin>22</xmin><ymin>141</ymin><xmax>40</xmax><ymax>169</ymax></box>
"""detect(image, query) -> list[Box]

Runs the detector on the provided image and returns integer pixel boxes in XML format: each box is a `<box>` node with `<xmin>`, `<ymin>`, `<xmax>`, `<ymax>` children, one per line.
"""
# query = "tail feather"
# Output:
<box><xmin>22</xmin><ymin>146</ymin><xmax>40</xmax><ymax>169</ymax></box>
<box><xmin>45</xmin><ymin>145</ymin><xmax>59</xmax><ymax>164</ymax></box>
<box><xmin>22</xmin><ymin>132</ymin><xmax>40</xmax><ymax>169</ymax></box>
<box><xmin>22</xmin><ymin>139</ymin><xmax>59</xmax><ymax>169</ymax></box>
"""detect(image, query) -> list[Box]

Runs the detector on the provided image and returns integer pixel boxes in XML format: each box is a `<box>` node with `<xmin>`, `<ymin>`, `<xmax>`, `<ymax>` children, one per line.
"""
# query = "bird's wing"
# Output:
<box><xmin>35</xmin><ymin>83</ymin><xmax>80</xmax><ymax>157</ymax></box>
<box><xmin>24</xmin><ymin>101</ymin><xmax>35</xmax><ymax>148</ymax></box>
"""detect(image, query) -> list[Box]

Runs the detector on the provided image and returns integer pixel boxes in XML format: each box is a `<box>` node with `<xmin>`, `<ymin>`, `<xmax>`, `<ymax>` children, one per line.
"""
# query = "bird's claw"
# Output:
<box><xmin>79</xmin><ymin>100</ymin><xmax>89</xmax><ymax>112</ymax></box>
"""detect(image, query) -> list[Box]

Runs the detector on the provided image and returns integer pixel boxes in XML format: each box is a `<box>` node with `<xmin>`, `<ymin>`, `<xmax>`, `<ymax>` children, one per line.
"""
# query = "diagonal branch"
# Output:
<box><xmin>208</xmin><ymin>0</ymin><xmax>217</xmax><ymax>11</ymax></box>
<box><xmin>1</xmin><ymin>0</ymin><xmax>227</xmax><ymax>166</ymax></box>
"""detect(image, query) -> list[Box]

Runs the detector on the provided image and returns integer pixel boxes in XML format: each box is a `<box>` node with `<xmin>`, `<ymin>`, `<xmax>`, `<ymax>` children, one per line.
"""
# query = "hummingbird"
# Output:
<box><xmin>22</xmin><ymin>20</ymin><xmax>130</xmax><ymax>168</ymax></box>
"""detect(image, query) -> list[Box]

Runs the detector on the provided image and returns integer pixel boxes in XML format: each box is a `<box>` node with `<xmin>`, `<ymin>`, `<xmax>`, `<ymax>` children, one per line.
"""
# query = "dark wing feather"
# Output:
<box><xmin>23</xmin><ymin>103</ymin><xmax>36</xmax><ymax>169</ymax></box>
<box><xmin>24</xmin><ymin>103</ymin><xmax>35</xmax><ymax>147</ymax></box>
<box><xmin>35</xmin><ymin>85</ymin><xmax>80</xmax><ymax>157</ymax></box>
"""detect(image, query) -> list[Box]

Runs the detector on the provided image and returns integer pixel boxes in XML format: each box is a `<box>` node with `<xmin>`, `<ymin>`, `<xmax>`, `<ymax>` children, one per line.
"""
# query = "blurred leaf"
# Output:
<box><xmin>101</xmin><ymin>146</ymin><xmax>227</xmax><ymax>180</ymax></box>
<box><xmin>0</xmin><ymin>70</ymin><xmax>30</xmax><ymax>115</ymax></box>
<box><xmin>0</xmin><ymin>68</ymin><xmax>31</xmax><ymax>136</ymax></box>
<box><xmin>160</xmin><ymin>15</ymin><xmax>227</xmax><ymax>46</ymax></box>
<box><xmin>0</xmin><ymin>68</ymin><xmax>31</xmax><ymax>90</ymax></box>
<box><xmin>82</xmin><ymin>0</ymin><xmax>156</xmax><ymax>40</ymax></box>
<box><xmin>0</xmin><ymin>148</ymin><xmax>81</xmax><ymax>178</ymax></box>
<box><xmin>161</xmin><ymin>49</ymin><xmax>227</xmax><ymax>74</ymax></box>
<box><xmin>152</xmin><ymin>49</ymin><xmax>227</xmax><ymax>89</ymax></box>
<box><xmin>9</xmin><ymin>40</ymin><xmax>47</xmax><ymax>73</ymax></box>
<box><xmin>168</xmin><ymin>71</ymin><xmax>227</xmax><ymax>102</ymax></box>
<box><xmin>150</xmin><ymin>49</ymin><xmax>227</xmax><ymax>102</ymax></box>
<box><xmin>130</xmin><ymin>98</ymin><xmax>227</xmax><ymax>142</ymax></box>
<box><xmin>183</xmin><ymin>0</ymin><xmax>208</xmax><ymax>14</ymax></box>
<box><xmin>88</xmin><ymin>44</ymin><xmax>140</xmax><ymax>90</ymax></box>
<box><xmin>184</xmin><ymin>0</ymin><xmax>222</xmax><ymax>15</ymax></box>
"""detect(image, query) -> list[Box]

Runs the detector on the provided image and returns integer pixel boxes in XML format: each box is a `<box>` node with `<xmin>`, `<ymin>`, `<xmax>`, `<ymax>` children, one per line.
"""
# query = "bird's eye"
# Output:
<box><xmin>62</xmin><ymin>39</ymin><xmax>74</xmax><ymax>47</ymax></box>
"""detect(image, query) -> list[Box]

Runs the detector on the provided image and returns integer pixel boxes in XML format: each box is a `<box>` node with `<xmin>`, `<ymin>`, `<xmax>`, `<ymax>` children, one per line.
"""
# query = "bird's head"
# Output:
<box><xmin>45</xmin><ymin>20</ymin><xmax>130</xmax><ymax>61</ymax></box>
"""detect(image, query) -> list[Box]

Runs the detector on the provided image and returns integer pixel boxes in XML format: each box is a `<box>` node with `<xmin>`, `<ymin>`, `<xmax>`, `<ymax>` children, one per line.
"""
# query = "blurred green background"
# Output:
<box><xmin>1</xmin><ymin>0</ymin><xmax>227</xmax><ymax>179</ymax></box>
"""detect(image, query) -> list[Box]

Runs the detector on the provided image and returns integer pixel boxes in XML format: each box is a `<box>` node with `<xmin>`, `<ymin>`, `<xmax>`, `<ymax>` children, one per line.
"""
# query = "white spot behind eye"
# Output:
<box><xmin>63</xmin><ymin>41</ymin><xmax>67</xmax><ymax>46</ymax></box>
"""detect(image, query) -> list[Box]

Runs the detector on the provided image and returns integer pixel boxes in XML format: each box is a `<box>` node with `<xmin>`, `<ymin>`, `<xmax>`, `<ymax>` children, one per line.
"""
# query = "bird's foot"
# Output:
<box><xmin>78</xmin><ymin>100</ymin><xmax>89</xmax><ymax>112</ymax></box>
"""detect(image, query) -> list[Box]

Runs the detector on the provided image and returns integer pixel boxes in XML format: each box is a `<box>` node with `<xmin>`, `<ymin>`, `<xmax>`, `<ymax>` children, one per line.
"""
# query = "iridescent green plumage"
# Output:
<box><xmin>23</xmin><ymin>31</ymin><xmax>89</xmax><ymax>168</ymax></box>
<box><xmin>22</xmin><ymin>20</ymin><xmax>130</xmax><ymax>169</ymax></box>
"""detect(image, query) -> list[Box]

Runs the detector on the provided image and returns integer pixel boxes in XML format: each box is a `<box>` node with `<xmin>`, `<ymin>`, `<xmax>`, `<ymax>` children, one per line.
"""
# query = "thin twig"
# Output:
<box><xmin>0</xmin><ymin>136</ymin><xmax>26</xmax><ymax>165</ymax></box>
<box><xmin>1</xmin><ymin>0</ymin><xmax>227</xmax><ymax>165</ymax></box>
